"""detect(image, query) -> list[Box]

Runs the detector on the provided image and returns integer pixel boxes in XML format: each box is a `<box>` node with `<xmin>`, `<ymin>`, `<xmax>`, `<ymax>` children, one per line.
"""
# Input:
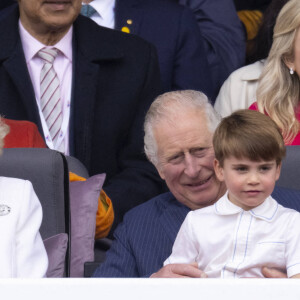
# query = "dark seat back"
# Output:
<box><xmin>276</xmin><ymin>146</ymin><xmax>300</xmax><ymax>191</ymax></box>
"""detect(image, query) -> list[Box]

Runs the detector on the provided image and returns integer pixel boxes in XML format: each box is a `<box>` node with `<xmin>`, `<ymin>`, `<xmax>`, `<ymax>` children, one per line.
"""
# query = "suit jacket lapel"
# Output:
<box><xmin>115</xmin><ymin>0</ymin><xmax>143</xmax><ymax>34</ymax></box>
<box><xmin>0</xmin><ymin>6</ymin><xmax>42</xmax><ymax>132</ymax></box>
<box><xmin>71</xmin><ymin>16</ymin><xmax>123</xmax><ymax>168</ymax></box>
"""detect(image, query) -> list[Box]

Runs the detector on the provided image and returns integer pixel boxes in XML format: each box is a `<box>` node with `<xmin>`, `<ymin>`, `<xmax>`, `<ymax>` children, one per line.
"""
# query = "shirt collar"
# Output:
<box><xmin>18</xmin><ymin>20</ymin><xmax>73</xmax><ymax>62</ymax></box>
<box><xmin>84</xmin><ymin>0</ymin><xmax>115</xmax><ymax>19</ymax></box>
<box><xmin>240</xmin><ymin>60</ymin><xmax>266</xmax><ymax>81</ymax></box>
<box><xmin>214</xmin><ymin>191</ymin><xmax>278</xmax><ymax>222</ymax></box>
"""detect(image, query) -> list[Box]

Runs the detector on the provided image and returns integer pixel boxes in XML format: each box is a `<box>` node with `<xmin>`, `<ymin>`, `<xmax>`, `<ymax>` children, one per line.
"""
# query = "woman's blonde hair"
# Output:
<box><xmin>256</xmin><ymin>0</ymin><xmax>300</xmax><ymax>144</ymax></box>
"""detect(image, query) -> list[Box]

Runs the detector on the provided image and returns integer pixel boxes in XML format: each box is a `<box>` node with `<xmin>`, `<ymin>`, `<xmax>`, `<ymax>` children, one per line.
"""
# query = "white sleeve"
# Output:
<box><xmin>164</xmin><ymin>211</ymin><xmax>199</xmax><ymax>266</ymax></box>
<box><xmin>285</xmin><ymin>212</ymin><xmax>300</xmax><ymax>278</ymax></box>
<box><xmin>15</xmin><ymin>180</ymin><xmax>48</xmax><ymax>277</ymax></box>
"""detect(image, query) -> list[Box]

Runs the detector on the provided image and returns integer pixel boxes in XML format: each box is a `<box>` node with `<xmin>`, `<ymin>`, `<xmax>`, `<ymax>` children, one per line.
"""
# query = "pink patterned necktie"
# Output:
<box><xmin>38</xmin><ymin>47</ymin><xmax>62</xmax><ymax>147</ymax></box>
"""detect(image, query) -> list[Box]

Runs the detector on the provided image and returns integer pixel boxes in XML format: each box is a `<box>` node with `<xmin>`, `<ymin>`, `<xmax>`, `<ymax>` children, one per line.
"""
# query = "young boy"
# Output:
<box><xmin>164</xmin><ymin>109</ymin><xmax>300</xmax><ymax>278</ymax></box>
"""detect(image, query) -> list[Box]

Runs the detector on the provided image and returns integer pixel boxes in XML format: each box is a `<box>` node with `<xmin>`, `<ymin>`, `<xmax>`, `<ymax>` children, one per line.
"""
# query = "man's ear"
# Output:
<box><xmin>156</xmin><ymin>164</ymin><xmax>165</xmax><ymax>180</ymax></box>
<box><xmin>214</xmin><ymin>159</ymin><xmax>224</xmax><ymax>182</ymax></box>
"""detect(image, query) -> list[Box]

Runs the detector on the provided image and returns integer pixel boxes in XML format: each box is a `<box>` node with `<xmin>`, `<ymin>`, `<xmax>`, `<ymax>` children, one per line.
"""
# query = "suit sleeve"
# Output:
<box><xmin>104</xmin><ymin>43</ymin><xmax>166</xmax><ymax>231</ymax></box>
<box><xmin>93</xmin><ymin>219</ymin><xmax>140</xmax><ymax>277</ymax></box>
<box><xmin>178</xmin><ymin>0</ymin><xmax>245</xmax><ymax>95</ymax></box>
<box><xmin>172</xmin><ymin>6</ymin><xmax>214</xmax><ymax>101</ymax></box>
<box><xmin>15</xmin><ymin>181</ymin><xmax>48</xmax><ymax>277</ymax></box>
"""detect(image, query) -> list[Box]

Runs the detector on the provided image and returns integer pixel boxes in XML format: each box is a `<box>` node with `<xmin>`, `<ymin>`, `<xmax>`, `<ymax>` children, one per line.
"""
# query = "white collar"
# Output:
<box><xmin>214</xmin><ymin>191</ymin><xmax>279</xmax><ymax>222</ymax></box>
<box><xmin>240</xmin><ymin>60</ymin><xmax>266</xmax><ymax>81</ymax></box>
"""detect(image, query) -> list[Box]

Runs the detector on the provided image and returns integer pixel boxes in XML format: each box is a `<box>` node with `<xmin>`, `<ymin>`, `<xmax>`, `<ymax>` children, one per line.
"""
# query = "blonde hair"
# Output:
<box><xmin>144</xmin><ymin>90</ymin><xmax>220</xmax><ymax>166</ymax></box>
<box><xmin>256</xmin><ymin>0</ymin><xmax>300</xmax><ymax>144</ymax></box>
<box><xmin>213</xmin><ymin>110</ymin><xmax>286</xmax><ymax>167</ymax></box>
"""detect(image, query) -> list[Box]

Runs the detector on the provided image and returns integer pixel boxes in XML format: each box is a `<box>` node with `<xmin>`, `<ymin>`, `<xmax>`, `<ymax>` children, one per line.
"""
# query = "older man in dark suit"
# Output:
<box><xmin>0</xmin><ymin>0</ymin><xmax>165</xmax><ymax>229</ymax></box>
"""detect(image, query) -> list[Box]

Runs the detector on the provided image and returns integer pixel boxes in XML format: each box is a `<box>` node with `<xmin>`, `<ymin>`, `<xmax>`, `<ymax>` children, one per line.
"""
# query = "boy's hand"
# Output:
<box><xmin>262</xmin><ymin>266</ymin><xmax>287</xmax><ymax>278</ymax></box>
<box><xmin>150</xmin><ymin>262</ymin><xmax>207</xmax><ymax>278</ymax></box>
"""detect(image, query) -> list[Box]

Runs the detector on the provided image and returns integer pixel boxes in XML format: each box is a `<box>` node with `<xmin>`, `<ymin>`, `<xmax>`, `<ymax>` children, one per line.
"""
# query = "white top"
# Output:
<box><xmin>19</xmin><ymin>21</ymin><xmax>73</xmax><ymax>154</ymax></box>
<box><xmin>82</xmin><ymin>0</ymin><xmax>116</xmax><ymax>29</ymax></box>
<box><xmin>165</xmin><ymin>192</ymin><xmax>300</xmax><ymax>278</ymax></box>
<box><xmin>0</xmin><ymin>177</ymin><xmax>48</xmax><ymax>277</ymax></box>
<box><xmin>214</xmin><ymin>60</ymin><xmax>265</xmax><ymax>117</ymax></box>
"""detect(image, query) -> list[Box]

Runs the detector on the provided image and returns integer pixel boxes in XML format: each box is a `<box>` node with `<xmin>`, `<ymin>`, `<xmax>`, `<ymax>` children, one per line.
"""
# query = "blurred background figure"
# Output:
<box><xmin>81</xmin><ymin>0</ymin><xmax>245</xmax><ymax>102</ymax></box>
<box><xmin>215</xmin><ymin>0</ymin><xmax>289</xmax><ymax>117</ymax></box>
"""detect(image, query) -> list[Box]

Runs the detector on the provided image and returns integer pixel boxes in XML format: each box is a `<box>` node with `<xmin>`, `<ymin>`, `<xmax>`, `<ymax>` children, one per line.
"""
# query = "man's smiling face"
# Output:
<box><xmin>155</xmin><ymin>108</ymin><xmax>225</xmax><ymax>210</ymax></box>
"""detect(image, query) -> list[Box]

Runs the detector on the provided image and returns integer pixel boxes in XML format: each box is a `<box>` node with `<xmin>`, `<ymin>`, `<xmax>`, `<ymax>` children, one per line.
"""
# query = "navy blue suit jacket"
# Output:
<box><xmin>0</xmin><ymin>6</ymin><xmax>165</xmax><ymax>228</ymax></box>
<box><xmin>93</xmin><ymin>187</ymin><xmax>300</xmax><ymax>277</ymax></box>
<box><xmin>178</xmin><ymin>0</ymin><xmax>246</xmax><ymax>97</ymax></box>
<box><xmin>115</xmin><ymin>0</ymin><xmax>214</xmax><ymax>100</ymax></box>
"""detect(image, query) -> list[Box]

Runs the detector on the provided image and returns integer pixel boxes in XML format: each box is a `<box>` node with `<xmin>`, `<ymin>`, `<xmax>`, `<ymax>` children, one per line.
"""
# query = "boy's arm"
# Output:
<box><xmin>291</xmin><ymin>274</ymin><xmax>300</xmax><ymax>278</ymax></box>
<box><xmin>164</xmin><ymin>212</ymin><xmax>199</xmax><ymax>266</ymax></box>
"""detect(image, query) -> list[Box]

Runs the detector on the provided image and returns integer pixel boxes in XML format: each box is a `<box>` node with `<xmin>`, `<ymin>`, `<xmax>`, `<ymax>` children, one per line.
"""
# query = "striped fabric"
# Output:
<box><xmin>81</xmin><ymin>4</ymin><xmax>97</xmax><ymax>17</ymax></box>
<box><xmin>38</xmin><ymin>48</ymin><xmax>62</xmax><ymax>147</ymax></box>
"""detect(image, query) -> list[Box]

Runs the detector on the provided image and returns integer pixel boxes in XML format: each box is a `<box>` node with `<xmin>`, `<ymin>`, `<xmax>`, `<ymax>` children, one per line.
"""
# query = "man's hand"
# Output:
<box><xmin>150</xmin><ymin>263</ymin><xmax>207</xmax><ymax>278</ymax></box>
<box><xmin>262</xmin><ymin>267</ymin><xmax>287</xmax><ymax>278</ymax></box>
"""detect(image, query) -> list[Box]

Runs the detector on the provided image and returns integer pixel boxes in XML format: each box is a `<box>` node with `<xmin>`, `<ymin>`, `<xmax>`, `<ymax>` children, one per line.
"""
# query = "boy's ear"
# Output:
<box><xmin>275</xmin><ymin>162</ymin><xmax>282</xmax><ymax>181</ymax></box>
<box><xmin>214</xmin><ymin>159</ymin><xmax>224</xmax><ymax>182</ymax></box>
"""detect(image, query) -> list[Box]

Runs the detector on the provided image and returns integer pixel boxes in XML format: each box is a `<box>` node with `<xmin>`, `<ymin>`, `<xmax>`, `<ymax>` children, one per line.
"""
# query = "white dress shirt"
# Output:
<box><xmin>19</xmin><ymin>21</ymin><xmax>73</xmax><ymax>154</ymax></box>
<box><xmin>82</xmin><ymin>0</ymin><xmax>115</xmax><ymax>29</ymax></box>
<box><xmin>165</xmin><ymin>192</ymin><xmax>300</xmax><ymax>278</ymax></box>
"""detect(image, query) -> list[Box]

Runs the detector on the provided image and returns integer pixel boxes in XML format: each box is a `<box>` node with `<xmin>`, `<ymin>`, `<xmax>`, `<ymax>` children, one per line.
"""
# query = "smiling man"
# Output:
<box><xmin>0</xmin><ymin>0</ymin><xmax>165</xmax><ymax>230</ymax></box>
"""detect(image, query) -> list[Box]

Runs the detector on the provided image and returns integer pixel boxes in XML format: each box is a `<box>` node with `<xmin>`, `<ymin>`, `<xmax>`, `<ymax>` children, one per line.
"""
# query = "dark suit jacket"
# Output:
<box><xmin>0</xmin><ymin>6</ymin><xmax>165</xmax><ymax>228</ymax></box>
<box><xmin>93</xmin><ymin>187</ymin><xmax>300</xmax><ymax>277</ymax></box>
<box><xmin>0</xmin><ymin>0</ymin><xmax>14</xmax><ymax>11</ymax></box>
<box><xmin>114</xmin><ymin>0</ymin><xmax>214</xmax><ymax>100</ymax></box>
<box><xmin>178</xmin><ymin>0</ymin><xmax>246</xmax><ymax>96</ymax></box>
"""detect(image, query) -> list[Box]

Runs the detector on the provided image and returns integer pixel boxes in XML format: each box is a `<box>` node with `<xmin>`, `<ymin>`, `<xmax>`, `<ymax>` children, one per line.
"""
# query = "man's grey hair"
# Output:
<box><xmin>144</xmin><ymin>90</ymin><xmax>221</xmax><ymax>166</ymax></box>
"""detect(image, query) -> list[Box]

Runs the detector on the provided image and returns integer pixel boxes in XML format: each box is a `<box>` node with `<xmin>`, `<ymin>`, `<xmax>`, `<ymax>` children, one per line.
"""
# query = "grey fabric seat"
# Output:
<box><xmin>276</xmin><ymin>146</ymin><xmax>300</xmax><ymax>191</ymax></box>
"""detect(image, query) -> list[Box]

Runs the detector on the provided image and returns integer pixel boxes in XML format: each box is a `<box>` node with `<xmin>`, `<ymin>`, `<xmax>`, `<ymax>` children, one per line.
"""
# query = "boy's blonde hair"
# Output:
<box><xmin>213</xmin><ymin>110</ymin><xmax>286</xmax><ymax>167</ymax></box>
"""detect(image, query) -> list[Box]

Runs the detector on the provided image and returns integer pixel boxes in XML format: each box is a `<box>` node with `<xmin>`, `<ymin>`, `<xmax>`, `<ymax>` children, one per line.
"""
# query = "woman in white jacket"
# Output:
<box><xmin>0</xmin><ymin>119</ymin><xmax>48</xmax><ymax>277</ymax></box>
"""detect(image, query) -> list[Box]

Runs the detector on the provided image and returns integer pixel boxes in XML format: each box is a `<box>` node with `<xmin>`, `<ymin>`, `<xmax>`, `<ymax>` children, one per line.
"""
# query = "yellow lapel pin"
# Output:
<box><xmin>121</xmin><ymin>20</ymin><xmax>133</xmax><ymax>33</ymax></box>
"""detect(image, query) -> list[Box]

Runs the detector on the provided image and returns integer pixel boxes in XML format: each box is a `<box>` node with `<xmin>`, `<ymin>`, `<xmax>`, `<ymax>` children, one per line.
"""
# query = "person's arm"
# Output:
<box><xmin>161</xmin><ymin>212</ymin><xmax>207</xmax><ymax>278</ymax></box>
<box><xmin>178</xmin><ymin>0</ymin><xmax>245</xmax><ymax>92</ymax></box>
<box><xmin>15</xmin><ymin>180</ymin><xmax>48</xmax><ymax>277</ymax></box>
<box><xmin>93</xmin><ymin>218</ymin><xmax>140</xmax><ymax>277</ymax></box>
<box><xmin>150</xmin><ymin>263</ymin><xmax>207</xmax><ymax>278</ymax></box>
<box><xmin>172</xmin><ymin>6</ymin><xmax>214</xmax><ymax>101</ymax></box>
<box><xmin>262</xmin><ymin>267</ymin><xmax>287</xmax><ymax>278</ymax></box>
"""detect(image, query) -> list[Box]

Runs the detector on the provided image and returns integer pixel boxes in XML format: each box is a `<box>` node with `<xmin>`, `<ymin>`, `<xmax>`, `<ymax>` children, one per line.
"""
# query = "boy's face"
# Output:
<box><xmin>214</xmin><ymin>157</ymin><xmax>281</xmax><ymax>210</ymax></box>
